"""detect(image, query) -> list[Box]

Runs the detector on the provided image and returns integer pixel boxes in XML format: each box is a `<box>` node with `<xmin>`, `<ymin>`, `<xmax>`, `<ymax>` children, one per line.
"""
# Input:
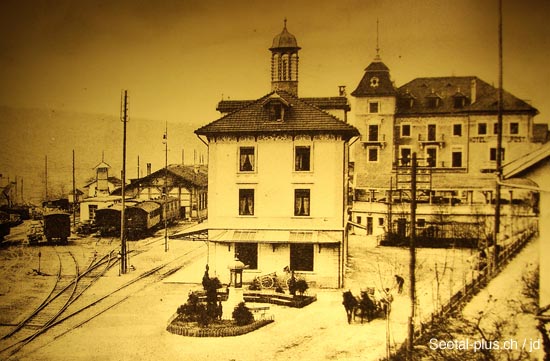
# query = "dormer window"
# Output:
<box><xmin>263</xmin><ymin>95</ymin><xmax>290</xmax><ymax>122</ymax></box>
<box><xmin>426</xmin><ymin>91</ymin><xmax>441</xmax><ymax>108</ymax></box>
<box><xmin>453</xmin><ymin>89</ymin><xmax>468</xmax><ymax>108</ymax></box>
<box><xmin>270</xmin><ymin>103</ymin><xmax>284</xmax><ymax>121</ymax></box>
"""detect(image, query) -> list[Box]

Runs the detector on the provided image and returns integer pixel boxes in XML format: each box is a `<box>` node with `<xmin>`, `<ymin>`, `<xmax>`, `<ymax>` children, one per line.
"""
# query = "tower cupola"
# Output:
<box><xmin>270</xmin><ymin>19</ymin><xmax>300</xmax><ymax>96</ymax></box>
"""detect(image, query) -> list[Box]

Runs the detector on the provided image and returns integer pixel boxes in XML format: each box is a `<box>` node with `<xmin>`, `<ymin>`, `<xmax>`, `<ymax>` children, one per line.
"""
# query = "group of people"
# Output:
<box><xmin>377</xmin><ymin>274</ymin><xmax>405</xmax><ymax>317</ymax></box>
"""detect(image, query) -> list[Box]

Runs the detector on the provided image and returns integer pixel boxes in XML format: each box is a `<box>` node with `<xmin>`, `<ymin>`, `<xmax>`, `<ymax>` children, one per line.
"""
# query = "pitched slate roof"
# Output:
<box><xmin>396</xmin><ymin>76</ymin><xmax>538</xmax><ymax>116</ymax></box>
<box><xmin>351</xmin><ymin>60</ymin><xmax>397</xmax><ymax>97</ymax></box>
<box><xmin>217</xmin><ymin>96</ymin><xmax>350</xmax><ymax>113</ymax></box>
<box><xmin>197</xmin><ymin>91</ymin><xmax>359</xmax><ymax>140</ymax></box>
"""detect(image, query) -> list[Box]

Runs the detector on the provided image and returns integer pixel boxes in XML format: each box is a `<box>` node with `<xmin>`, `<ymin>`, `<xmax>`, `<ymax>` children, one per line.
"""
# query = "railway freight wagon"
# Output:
<box><xmin>43</xmin><ymin>212</ymin><xmax>70</xmax><ymax>244</ymax></box>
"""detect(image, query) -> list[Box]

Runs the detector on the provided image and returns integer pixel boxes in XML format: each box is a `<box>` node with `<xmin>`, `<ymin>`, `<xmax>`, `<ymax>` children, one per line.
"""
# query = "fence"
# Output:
<box><xmin>393</xmin><ymin>220</ymin><xmax>538</xmax><ymax>357</ymax></box>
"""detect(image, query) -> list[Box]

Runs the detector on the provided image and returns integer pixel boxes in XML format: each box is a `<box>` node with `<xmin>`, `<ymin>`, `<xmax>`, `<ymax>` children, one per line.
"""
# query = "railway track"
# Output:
<box><xmin>1</xmin><ymin>241</ymin><xmax>205</xmax><ymax>360</ymax></box>
<box><xmin>0</xmin><ymin>247</ymin><xmax>118</xmax><ymax>358</ymax></box>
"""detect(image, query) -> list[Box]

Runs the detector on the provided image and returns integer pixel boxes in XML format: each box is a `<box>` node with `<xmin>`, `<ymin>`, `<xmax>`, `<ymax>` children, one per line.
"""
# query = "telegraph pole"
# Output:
<box><xmin>494</xmin><ymin>0</ymin><xmax>504</xmax><ymax>273</ymax></box>
<box><xmin>408</xmin><ymin>152</ymin><xmax>418</xmax><ymax>360</ymax></box>
<box><xmin>45</xmin><ymin>155</ymin><xmax>48</xmax><ymax>201</ymax></box>
<box><xmin>120</xmin><ymin>90</ymin><xmax>129</xmax><ymax>274</ymax></box>
<box><xmin>163</xmin><ymin>122</ymin><xmax>169</xmax><ymax>252</ymax></box>
<box><xmin>72</xmin><ymin>149</ymin><xmax>76</xmax><ymax>229</ymax></box>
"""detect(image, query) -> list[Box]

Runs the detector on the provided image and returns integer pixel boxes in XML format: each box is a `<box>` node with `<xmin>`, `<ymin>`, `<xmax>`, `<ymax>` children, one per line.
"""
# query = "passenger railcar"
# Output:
<box><xmin>43</xmin><ymin>212</ymin><xmax>70</xmax><ymax>244</ymax></box>
<box><xmin>94</xmin><ymin>206</ymin><xmax>121</xmax><ymax>236</ymax></box>
<box><xmin>126</xmin><ymin>201</ymin><xmax>161</xmax><ymax>239</ymax></box>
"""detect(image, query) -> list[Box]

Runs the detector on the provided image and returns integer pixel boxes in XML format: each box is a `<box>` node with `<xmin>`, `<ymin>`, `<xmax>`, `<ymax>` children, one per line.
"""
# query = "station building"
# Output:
<box><xmin>195</xmin><ymin>22</ymin><xmax>359</xmax><ymax>288</ymax></box>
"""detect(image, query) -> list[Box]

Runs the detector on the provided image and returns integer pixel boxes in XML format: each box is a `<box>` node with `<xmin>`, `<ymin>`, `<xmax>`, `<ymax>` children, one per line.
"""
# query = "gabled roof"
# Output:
<box><xmin>84</xmin><ymin>176</ymin><xmax>122</xmax><ymax>188</ymax></box>
<box><xmin>396</xmin><ymin>76</ymin><xmax>538</xmax><ymax>116</ymax></box>
<box><xmin>124</xmin><ymin>164</ymin><xmax>208</xmax><ymax>191</ymax></box>
<box><xmin>197</xmin><ymin>91</ymin><xmax>359</xmax><ymax>140</ymax></box>
<box><xmin>217</xmin><ymin>96</ymin><xmax>350</xmax><ymax>114</ymax></box>
<box><xmin>503</xmin><ymin>142</ymin><xmax>550</xmax><ymax>179</ymax></box>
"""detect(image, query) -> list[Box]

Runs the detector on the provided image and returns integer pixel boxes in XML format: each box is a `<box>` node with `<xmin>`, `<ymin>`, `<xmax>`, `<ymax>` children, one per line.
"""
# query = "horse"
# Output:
<box><xmin>342</xmin><ymin>290</ymin><xmax>358</xmax><ymax>324</ymax></box>
<box><xmin>343</xmin><ymin>290</ymin><xmax>381</xmax><ymax>324</ymax></box>
<box><xmin>355</xmin><ymin>291</ymin><xmax>376</xmax><ymax>323</ymax></box>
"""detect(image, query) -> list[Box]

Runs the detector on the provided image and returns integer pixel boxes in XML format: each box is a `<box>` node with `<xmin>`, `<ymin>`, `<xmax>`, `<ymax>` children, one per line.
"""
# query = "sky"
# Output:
<box><xmin>1</xmin><ymin>0</ymin><xmax>550</xmax><ymax>128</ymax></box>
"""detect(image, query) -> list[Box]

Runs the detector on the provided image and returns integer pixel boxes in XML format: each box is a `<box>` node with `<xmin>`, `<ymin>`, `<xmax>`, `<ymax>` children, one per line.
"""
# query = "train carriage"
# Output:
<box><xmin>43</xmin><ymin>212</ymin><xmax>70</xmax><ymax>244</ymax></box>
<box><xmin>94</xmin><ymin>206</ymin><xmax>121</xmax><ymax>236</ymax></box>
<box><xmin>126</xmin><ymin>201</ymin><xmax>161</xmax><ymax>239</ymax></box>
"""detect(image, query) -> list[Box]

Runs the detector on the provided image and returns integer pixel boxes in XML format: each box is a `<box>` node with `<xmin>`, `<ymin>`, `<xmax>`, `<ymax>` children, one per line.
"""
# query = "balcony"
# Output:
<box><xmin>361</xmin><ymin>134</ymin><xmax>386</xmax><ymax>148</ymax></box>
<box><xmin>418</xmin><ymin>133</ymin><xmax>445</xmax><ymax>149</ymax></box>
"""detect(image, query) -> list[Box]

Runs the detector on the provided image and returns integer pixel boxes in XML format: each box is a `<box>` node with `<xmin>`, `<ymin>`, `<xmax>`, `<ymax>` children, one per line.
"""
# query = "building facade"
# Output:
<box><xmin>196</xmin><ymin>23</ymin><xmax>359</xmax><ymax>288</ymax></box>
<box><xmin>350</xmin><ymin>55</ymin><xmax>545</xmax><ymax>243</ymax></box>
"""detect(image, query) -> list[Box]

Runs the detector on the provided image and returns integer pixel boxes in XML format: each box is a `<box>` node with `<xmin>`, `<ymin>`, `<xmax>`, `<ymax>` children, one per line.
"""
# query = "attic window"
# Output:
<box><xmin>427</xmin><ymin>96</ymin><xmax>440</xmax><ymax>108</ymax></box>
<box><xmin>453</xmin><ymin>96</ymin><xmax>466</xmax><ymax>108</ymax></box>
<box><xmin>263</xmin><ymin>96</ymin><xmax>289</xmax><ymax>122</ymax></box>
<box><xmin>270</xmin><ymin>103</ymin><xmax>284</xmax><ymax>121</ymax></box>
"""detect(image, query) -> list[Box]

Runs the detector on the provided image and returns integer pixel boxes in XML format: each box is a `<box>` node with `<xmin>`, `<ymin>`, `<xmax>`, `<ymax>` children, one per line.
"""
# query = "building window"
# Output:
<box><xmin>89</xmin><ymin>205</ymin><xmax>98</xmax><ymax>222</ymax></box>
<box><xmin>454</xmin><ymin>96</ymin><xmax>465</xmax><ymax>108</ymax></box>
<box><xmin>426</xmin><ymin>147</ymin><xmax>437</xmax><ymax>167</ymax></box>
<box><xmin>235</xmin><ymin>243</ymin><xmax>258</xmax><ymax>270</ymax></box>
<box><xmin>417</xmin><ymin>218</ymin><xmax>426</xmax><ymax>228</ymax></box>
<box><xmin>400</xmin><ymin>147</ymin><xmax>412</xmax><ymax>166</ymax></box>
<box><xmin>239</xmin><ymin>189</ymin><xmax>254</xmax><ymax>216</ymax></box>
<box><xmin>478</xmin><ymin>123</ymin><xmax>487</xmax><ymax>135</ymax></box>
<box><xmin>493</xmin><ymin>123</ymin><xmax>499</xmax><ymax>135</ymax></box>
<box><xmin>294</xmin><ymin>189</ymin><xmax>310</xmax><ymax>216</ymax></box>
<box><xmin>295</xmin><ymin>146</ymin><xmax>311</xmax><ymax>171</ymax></box>
<box><xmin>239</xmin><ymin>147</ymin><xmax>255</xmax><ymax>172</ymax></box>
<box><xmin>367</xmin><ymin>147</ymin><xmax>378</xmax><ymax>162</ymax></box>
<box><xmin>401</xmin><ymin>124</ymin><xmax>411</xmax><ymax>137</ymax></box>
<box><xmin>366</xmin><ymin>217</ymin><xmax>373</xmax><ymax>235</ymax></box>
<box><xmin>290</xmin><ymin>243</ymin><xmax>314</xmax><ymax>271</ymax></box>
<box><xmin>427</xmin><ymin>124</ymin><xmax>437</xmax><ymax>141</ymax></box>
<box><xmin>369</xmin><ymin>102</ymin><xmax>379</xmax><ymax>113</ymax></box>
<box><xmin>451</xmin><ymin>149</ymin><xmax>463</xmax><ymax>168</ymax></box>
<box><xmin>378</xmin><ymin>217</ymin><xmax>384</xmax><ymax>226</ymax></box>
<box><xmin>368</xmin><ymin>124</ymin><xmax>379</xmax><ymax>142</ymax></box>
<box><xmin>490</xmin><ymin>148</ymin><xmax>505</xmax><ymax>162</ymax></box>
<box><xmin>510</xmin><ymin>122</ymin><xmax>519</xmax><ymax>135</ymax></box>
<box><xmin>356</xmin><ymin>216</ymin><xmax>362</xmax><ymax>224</ymax></box>
<box><xmin>453</xmin><ymin>123</ymin><xmax>462</xmax><ymax>137</ymax></box>
<box><xmin>269</xmin><ymin>103</ymin><xmax>284</xmax><ymax>121</ymax></box>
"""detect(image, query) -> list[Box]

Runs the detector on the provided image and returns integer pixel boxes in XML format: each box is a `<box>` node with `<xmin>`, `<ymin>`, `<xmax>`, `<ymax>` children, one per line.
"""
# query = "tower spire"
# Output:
<box><xmin>374</xmin><ymin>18</ymin><xmax>381</xmax><ymax>61</ymax></box>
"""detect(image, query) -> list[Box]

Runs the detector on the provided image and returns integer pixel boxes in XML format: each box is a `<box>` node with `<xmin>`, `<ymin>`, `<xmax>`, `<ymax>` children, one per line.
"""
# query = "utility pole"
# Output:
<box><xmin>494</xmin><ymin>0</ymin><xmax>504</xmax><ymax>273</ymax></box>
<box><xmin>163</xmin><ymin>122</ymin><xmax>169</xmax><ymax>252</ymax></box>
<box><xmin>72</xmin><ymin>149</ymin><xmax>76</xmax><ymax>229</ymax></box>
<box><xmin>408</xmin><ymin>152</ymin><xmax>418</xmax><ymax>361</ymax></box>
<box><xmin>45</xmin><ymin>155</ymin><xmax>48</xmax><ymax>201</ymax></box>
<box><xmin>120</xmin><ymin>90</ymin><xmax>129</xmax><ymax>274</ymax></box>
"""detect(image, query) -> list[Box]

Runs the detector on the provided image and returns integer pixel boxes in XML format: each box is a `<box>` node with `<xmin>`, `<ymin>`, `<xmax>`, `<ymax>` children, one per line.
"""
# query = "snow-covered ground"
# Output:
<box><xmin>0</xmin><ymin>226</ymin><xmax>539</xmax><ymax>361</ymax></box>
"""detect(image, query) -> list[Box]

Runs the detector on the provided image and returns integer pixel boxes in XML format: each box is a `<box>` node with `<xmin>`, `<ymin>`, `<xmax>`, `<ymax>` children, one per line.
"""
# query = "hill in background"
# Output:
<box><xmin>0</xmin><ymin>106</ymin><xmax>206</xmax><ymax>205</ymax></box>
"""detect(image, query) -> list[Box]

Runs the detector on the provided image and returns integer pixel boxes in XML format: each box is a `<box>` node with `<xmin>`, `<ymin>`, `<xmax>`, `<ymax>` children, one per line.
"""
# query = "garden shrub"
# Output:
<box><xmin>232</xmin><ymin>302</ymin><xmax>254</xmax><ymax>326</ymax></box>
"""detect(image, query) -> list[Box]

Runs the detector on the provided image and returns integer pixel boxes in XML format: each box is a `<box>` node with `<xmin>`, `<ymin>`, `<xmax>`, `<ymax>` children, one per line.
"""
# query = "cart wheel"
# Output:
<box><xmin>260</xmin><ymin>275</ymin><xmax>274</xmax><ymax>289</ymax></box>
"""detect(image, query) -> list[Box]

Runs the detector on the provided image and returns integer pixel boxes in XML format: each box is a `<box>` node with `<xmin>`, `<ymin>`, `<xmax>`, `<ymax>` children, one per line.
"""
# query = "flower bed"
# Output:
<box><xmin>166</xmin><ymin>318</ymin><xmax>274</xmax><ymax>337</ymax></box>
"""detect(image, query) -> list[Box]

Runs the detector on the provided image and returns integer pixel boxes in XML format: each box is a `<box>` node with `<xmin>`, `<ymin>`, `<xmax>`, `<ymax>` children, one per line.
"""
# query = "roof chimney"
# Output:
<box><xmin>338</xmin><ymin>85</ymin><xmax>346</xmax><ymax>96</ymax></box>
<box><xmin>470</xmin><ymin>78</ymin><xmax>477</xmax><ymax>103</ymax></box>
<box><xmin>147</xmin><ymin>163</ymin><xmax>151</xmax><ymax>176</ymax></box>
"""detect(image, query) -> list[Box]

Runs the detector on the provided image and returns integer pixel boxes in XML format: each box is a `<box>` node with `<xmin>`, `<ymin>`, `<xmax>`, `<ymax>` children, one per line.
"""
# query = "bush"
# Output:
<box><xmin>178</xmin><ymin>292</ymin><xmax>209</xmax><ymax>326</ymax></box>
<box><xmin>232</xmin><ymin>302</ymin><xmax>254</xmax><ymax>326</ymax></box>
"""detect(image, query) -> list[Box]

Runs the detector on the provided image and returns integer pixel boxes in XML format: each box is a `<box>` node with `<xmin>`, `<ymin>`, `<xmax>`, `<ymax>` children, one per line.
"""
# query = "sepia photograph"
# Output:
<box><xmin>0</xmin><ymin>0</ymin><xmax>549</xmax><ymax>360</ymax></box>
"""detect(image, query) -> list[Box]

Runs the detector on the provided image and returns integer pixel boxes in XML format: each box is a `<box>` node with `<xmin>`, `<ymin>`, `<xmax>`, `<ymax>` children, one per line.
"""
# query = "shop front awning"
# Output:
<box><xmin>210</xmin><ymin>229</ymin><xmax>342</xmax><ymax>244</ymax></box>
